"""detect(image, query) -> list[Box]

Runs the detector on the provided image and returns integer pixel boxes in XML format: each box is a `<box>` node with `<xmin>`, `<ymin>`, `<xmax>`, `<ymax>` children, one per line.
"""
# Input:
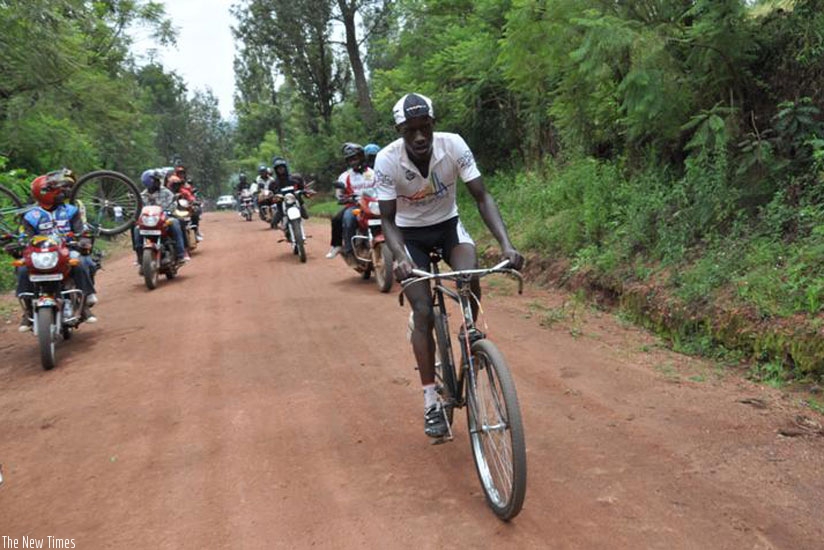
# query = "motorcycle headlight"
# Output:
<box><xmin>141</xmin><ymin>214</ymin><xmax>160</xmax><ymax>227</ymax></box>
<box><xmin>31</xmin><ymin>251</ymin><xmax>59</xmax><ymax>270</ymax></box>
<box><xmin>368</xmin><ymin>201</ymin><xmax>381</xmax><ymax>216</ymax></box>
<box><xmin>178</xmin><ymin>199</ymin><xmax>190</xmax><ymax>208</ymax></box>
<box><xmin>285</xmin><ymin>193</ymin><xmax>296</xmax><ymax>205</ymax></box>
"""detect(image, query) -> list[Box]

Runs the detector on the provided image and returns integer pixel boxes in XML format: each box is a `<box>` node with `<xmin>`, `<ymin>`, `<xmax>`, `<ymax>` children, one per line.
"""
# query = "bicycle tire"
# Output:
<box><xmin>70</xmin><ymin>170</ymin><xmax>141</xmax><ymax>236</ymax></box>
<box><xmin>433</xmin><ymin>307</ymin><xmax>456</xmax><ymax>426</ymax></box>
<box><xmin>0</xmin><ymin>183</ymin><xmax>24</xmax><ymax>234</ymax></box>
<box><xmin>466</xmin><ymin>339</ymin><xmax>527</xmax><ymax>521</ymax></box>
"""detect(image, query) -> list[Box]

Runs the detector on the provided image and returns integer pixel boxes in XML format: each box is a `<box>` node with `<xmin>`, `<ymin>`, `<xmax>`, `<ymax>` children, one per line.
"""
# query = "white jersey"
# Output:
<box><xmin>336</xmin><ymin>167</ymin><xmax>376</xmax><ymax>199</ymax></box>
<box><xmin>256</xmin><ymin>176</ymin><xmax>275</xmax><ymax>191</ymax></box>
<box><xmin>374</xmin><ymin>132</ymin><xmax>481</xmax><ymax>227</ymax></box>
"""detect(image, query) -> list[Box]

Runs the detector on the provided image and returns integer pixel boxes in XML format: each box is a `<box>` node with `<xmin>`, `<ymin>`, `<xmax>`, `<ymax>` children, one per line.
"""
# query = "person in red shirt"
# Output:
<box><xmin>165</xmin><ymin>163</ymin><xmax>203</xmax><ymax>243</ymax></box>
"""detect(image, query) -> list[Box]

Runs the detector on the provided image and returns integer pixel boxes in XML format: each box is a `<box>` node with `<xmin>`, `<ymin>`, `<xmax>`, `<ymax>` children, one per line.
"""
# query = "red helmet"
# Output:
<box><xmin>31</xmin><ymin>169</ymin><xmax>75</xmax><ymax>209</ymax></box>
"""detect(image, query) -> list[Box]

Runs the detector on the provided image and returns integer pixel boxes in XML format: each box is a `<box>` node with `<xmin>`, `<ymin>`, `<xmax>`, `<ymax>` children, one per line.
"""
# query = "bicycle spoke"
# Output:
<box><xmin>479</xmin><ymin>359</ymin><xmax>514</xmax><ymax>500</ymax></box>
<box><xmin>470</xmin><ymin>350</ymin><xmax>516</xmax><ymax>507</ymax></box>
<box><xmin>71</xmin><ymin>171</ymin><xmax>141</xmax><ymax>235</ymax></box>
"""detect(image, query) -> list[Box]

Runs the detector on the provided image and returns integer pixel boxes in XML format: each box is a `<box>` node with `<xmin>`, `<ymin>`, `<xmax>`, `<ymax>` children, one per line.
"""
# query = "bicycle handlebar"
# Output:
<box><xmin>400</xmin><ymin>260</ymin><xmax>524</xmax><ymax>301</ymax></box>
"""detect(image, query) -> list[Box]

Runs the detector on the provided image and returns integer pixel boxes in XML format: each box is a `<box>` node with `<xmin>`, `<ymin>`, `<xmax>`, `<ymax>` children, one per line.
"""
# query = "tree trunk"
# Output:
<box><xmin>338</xmin><ymin>0</ymin><xmax>376</xmax><ymax>128</ymax></box>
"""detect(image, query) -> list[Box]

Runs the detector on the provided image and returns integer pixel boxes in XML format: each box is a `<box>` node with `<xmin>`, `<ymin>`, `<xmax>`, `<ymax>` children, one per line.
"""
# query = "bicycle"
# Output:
<box><xmin>0</xmin><ymin>170</ymin><xmax>140</xmax><ymax>237</ymax></box>
<box><xmin>400</xmin><ymin>253</ymin><xmax>527</xmax><ymax>520</ymax></box>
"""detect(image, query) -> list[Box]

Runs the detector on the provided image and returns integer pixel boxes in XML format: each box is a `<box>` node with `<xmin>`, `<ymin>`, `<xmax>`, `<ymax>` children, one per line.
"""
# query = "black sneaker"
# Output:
<box><xmin>424</xmin><ymin>403</ymin><xmax>448</xmax><ymax>438</ymax></box>
<box><xmin>18</xmin><ymin>312</ymin><xmax>33</xmax><ymax>333</ymax></box>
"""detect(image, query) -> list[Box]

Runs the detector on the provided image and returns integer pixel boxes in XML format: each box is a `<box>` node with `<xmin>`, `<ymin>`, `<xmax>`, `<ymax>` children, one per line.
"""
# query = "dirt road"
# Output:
<box><xmin>1</xmin><ymin>212</ymin><xmax>822</xmax><ymax>549</ymax></box>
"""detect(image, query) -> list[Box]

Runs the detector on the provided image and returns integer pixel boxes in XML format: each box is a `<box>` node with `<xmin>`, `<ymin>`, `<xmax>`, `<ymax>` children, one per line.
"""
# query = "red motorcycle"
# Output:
<box><xmin>340</xmin><ymin>188</ymin><xmax>394</xmax><ymax>292</ymax></box>
<box><xmin>137</xmin><ymin>204</ymin><xmax>184</xmax><ymax>289</ymax></box>
<box><xmin>10</xmin><ymin>233</ymin><xmax>91</xmax><ymax>370</ymax></box>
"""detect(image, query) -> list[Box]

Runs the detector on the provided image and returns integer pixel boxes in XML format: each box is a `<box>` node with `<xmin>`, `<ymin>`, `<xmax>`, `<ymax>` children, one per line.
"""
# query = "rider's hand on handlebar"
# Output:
<box><xmin>393</xmin><ymin>257</ymin><xmax>415</xmax><ymax>281</ymax></box>
<box><xmin>502</xmin><ymin>247</ymin><xmax>525</xmax><ymax>271</ymax></box>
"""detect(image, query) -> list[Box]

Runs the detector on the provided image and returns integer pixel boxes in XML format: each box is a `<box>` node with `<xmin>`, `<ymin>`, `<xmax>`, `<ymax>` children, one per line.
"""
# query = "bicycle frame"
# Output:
<box><xmin>401</xmin><ymin>258</ymin><xmax>524</xmax><ymax>417</ymax></box>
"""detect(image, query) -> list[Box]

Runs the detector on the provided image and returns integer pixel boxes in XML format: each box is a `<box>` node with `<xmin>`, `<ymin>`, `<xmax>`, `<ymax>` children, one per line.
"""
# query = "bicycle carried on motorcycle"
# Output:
<box><xmin>400</xmin><ymin>254</ymin><xmax>527</xmax><ymax>520</ymax></box>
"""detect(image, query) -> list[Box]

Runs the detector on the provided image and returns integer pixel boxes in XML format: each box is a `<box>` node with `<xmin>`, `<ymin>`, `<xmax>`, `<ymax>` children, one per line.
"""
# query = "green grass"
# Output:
<box><xmin>454</xmin><ymin>156</ymin><xmax>824</xmax><ymax>377</ymax></box>
<box><xmin>806</xmin><ymin>398</ymin><xmax>824</xmax><ymax>415</ymax></box>
<box><xmin>307</xmin><ymin>195</ymin><xmax>340</xmax><ymax>218</ymax></box>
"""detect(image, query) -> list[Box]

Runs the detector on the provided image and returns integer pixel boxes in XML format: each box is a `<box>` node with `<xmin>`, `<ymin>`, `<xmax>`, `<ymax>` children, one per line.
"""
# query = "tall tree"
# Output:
<box><xmin>334</xmin><ymin>0</ymin><xmax>385</xmax><ymax>127</ymax></box>
<box><xmin>234</xmin><ymin>0</ymin><xmax>342</xmax><ymax>132</ymax></box>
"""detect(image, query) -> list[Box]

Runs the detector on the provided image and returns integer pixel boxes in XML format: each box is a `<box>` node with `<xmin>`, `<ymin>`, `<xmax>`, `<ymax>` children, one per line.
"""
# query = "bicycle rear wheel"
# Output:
<box><xmin>466</xmin><ymin>339</ymin><xmax>527</xmax><ymax>520</ymax></box>
<box><xmin>0</xmin><ymin>183</ymin><xmax>24</xmax><ymax>235</ymax></box>
<box><xmin>70</xmin><ymin>170</ymin><xmax>141</xmax><ymax>235</ymax></box>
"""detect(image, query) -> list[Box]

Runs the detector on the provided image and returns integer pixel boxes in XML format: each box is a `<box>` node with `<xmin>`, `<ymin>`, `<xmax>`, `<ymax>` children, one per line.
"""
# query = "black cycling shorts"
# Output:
<box><xmin>399</xmin><ymin>216</ymin><xmax>475</xmax><ymax>269</ymax></box>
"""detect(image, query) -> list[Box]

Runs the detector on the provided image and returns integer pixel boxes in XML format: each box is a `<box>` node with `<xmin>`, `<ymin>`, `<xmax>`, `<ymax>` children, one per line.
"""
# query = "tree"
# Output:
<box><xmin>234</xmin><ymin>0</ymin><xmax>342</xmax><ymax>132</ymax></box>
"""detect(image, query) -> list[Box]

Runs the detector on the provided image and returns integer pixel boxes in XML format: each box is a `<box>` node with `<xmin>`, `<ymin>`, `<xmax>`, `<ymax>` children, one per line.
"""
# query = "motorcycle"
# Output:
<box><xmin>273</xmin><ymin>185</ymin><xmax>314</xmax><ymax>263</ymax></box>
<box><xmin>9</xmin><ymin>233</ymin><xmax>93</xmax><ymax>370</ymax></box>
<box><xmin>239</xmin><ymin>189</ymin><xmax>254</xmax><ymax>221</ymax></box>
<box><xmin>258</xmin><ymin>189</ymin><xmax>275</xmax><ymax>223</ymax></box>
<box><xmin>137</xmin><ymin>204</ymin><xmax>185</xmax><ymax>290</ymax></box>
<box><xmin>338</xmin><ymin>187</ymin><xmax>394</xmax><ymax>292</ymax></box>
<box><xmin>172</xmin><ymin>196</ymin><xmax>199</xmax><ymax>253</ymax></box>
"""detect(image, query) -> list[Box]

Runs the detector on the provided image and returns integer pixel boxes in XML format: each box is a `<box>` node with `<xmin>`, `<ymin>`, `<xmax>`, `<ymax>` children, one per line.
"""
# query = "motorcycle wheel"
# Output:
<box><xmin>374</xmin><ymin>243</ymin><xmax>394</xmax><ymax>293</ymax></box>
<box><xmin>288</xmin><ymin>219</ymin><xmax>306</xmax><ymax>262</ymax></box>
<box><xmin>36</xmin><ymin>308</ymin><xmax>57</xmax><ymax>370</ymax></box>
<box><xmin>188</xmin><ymin>228</ymin><xmax>198</xmax><ymax>252</ymax></box>
<box><xmin>142</xmin><ymin>249</ymin><xmax>159</xmax><ymax>290</ymax></box>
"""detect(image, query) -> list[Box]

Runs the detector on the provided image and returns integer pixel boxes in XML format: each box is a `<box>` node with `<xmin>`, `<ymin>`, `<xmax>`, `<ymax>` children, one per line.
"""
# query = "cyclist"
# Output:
<box><xmin>375</xmin><ymin>93</ymin><xmax>524</xmax><ymax>438</ymax></box>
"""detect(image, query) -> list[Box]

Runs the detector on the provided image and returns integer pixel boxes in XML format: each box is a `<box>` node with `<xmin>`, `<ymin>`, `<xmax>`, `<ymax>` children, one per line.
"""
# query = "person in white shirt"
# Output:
<box><xmin>375</xmin><ymin>93</ymin><xmax>524</xmax><ymax>438</ymax></box>
<box><xmin>326</xmin><ymin>143</ymin><xmax>376</xmax><ymax>259</ymax></box>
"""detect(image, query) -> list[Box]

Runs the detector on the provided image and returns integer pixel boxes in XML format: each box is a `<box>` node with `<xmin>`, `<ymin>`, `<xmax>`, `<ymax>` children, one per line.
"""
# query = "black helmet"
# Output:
<box><xmin>258</xmin><ymin>164</ymin><xmax>268</xmax><ymax>175</ymax></box>
<box><xmin>342</xmin><ymin>142</ymin><xmax>364</xmax><ymax>160</ymax></box>
<box><xmin>272</xmin><ymin>156</ymin><xmax>288</xmax><ymax>169</ymax></box>
<box><xmin>239</xmin><ymin>172</ymin><xmax>248</xmax><ymax>183</ymax></box>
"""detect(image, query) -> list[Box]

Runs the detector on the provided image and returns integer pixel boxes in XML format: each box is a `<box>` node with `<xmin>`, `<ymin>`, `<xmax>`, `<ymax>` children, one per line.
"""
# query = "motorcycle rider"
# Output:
<box><xmin>255</xmin><ymin>164</ymin><xmax>276</xmax><ymax>220</ymax></box>
<box><xmin>12</xmin><ymin>169</ymin><xmax>98</xmax><ymax>331</ymax></box>
<box><xmin>364</xmin><ymin>143</ymin><xmax>381</xmax><ymax>169</ymax></box>
<box><xmin>134</xmin><ymin>169</ymin><xmax>189</xmax><ymax>269</ymax></box>
<box><xmin>236</xmin><ymin>172</ymin><xmax>250</xmax><ymax>213</ymax></box>
<box><xmin>325</xmin><ymin>143</ymin><xmax>375</xmax><ymax>259</ymax></box>
<box><xmin>269</xmin><ymin>156</ymin><xmax>308</xmax><ymax>231</ymax></box>
<box><xmin>375</xmin><ymin>93</ymin><xmax>524</xmax><ymax>438</ymax></box>
<box><xmin>166</xmin><ymin>163</ymin><xmax>203</xmax><ymax>243</ymax></box>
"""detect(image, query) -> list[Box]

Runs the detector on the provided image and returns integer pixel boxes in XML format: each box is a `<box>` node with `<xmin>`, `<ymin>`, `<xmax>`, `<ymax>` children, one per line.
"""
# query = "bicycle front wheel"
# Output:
<box><xmin>0</xmin><ymin>183</ymin><xmax>24</xmax><ymax>234</ymax></box>
<box><xmin>466</xmin><ymin>339</ymin><xmax>527</xmax><ymax>520</ymax></box>
<box><xmin>70</xmin><ymin>170</ymin><xmax>141</xmax><ymax>235</ymax></box>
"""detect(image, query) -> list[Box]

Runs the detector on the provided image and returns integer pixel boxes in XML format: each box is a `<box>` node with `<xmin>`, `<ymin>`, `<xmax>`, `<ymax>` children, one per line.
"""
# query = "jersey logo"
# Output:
<box><xmin>406</xmin><ymin>171</ymin><xmax>448</xmax><ymax>202</ymax></box>
<box><xmin>404</xmin><ymin>170</ymin><xmax>416</xmax><ymax>181</ymax></box>
<box><xmin>457</xmin><ymin>149</ymin><xmax>475</xmax><ymax>169</ymax></box>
